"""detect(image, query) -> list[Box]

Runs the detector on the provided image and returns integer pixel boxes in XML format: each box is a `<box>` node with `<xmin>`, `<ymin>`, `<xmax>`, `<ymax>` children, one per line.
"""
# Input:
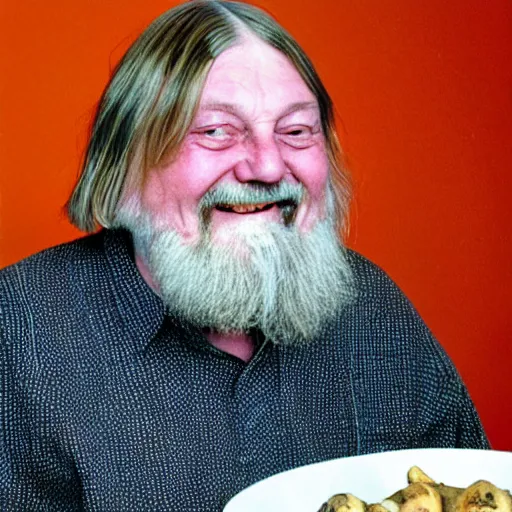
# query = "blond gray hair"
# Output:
<box><xmin>67</xmin><ymin>0</ymin><xmax>351</xmax><ymax>234</ymax></box>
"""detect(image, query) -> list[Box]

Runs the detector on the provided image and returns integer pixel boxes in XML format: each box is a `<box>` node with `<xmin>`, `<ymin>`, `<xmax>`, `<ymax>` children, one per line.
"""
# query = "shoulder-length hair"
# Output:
<box><xmin>67</xmin><ymin>0</ymin><xmax>351</xmax><ymax>234</ymax></box>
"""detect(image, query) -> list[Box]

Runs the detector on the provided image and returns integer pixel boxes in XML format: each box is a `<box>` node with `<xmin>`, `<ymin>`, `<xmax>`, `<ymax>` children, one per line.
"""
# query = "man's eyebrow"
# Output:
<box><xmin>280</xmin><ymin>101</ymin><xmax>320</xmax><ymax>117</ymax></box>
<box><xmin>198</xmin><ymin>102</ymin><xmax>241</xmax><ymax>116</ymax></box>
<box><xmin>197</xmin><ymin>101</ymin><xmax>320</xmax><ymax>118</ymax></box>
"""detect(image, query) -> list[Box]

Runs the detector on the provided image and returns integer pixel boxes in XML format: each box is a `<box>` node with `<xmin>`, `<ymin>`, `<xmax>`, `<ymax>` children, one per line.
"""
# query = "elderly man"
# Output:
<box><xmin>0</xmin><ymin>1</ymin><xmax>488</xmax><ymax>510</ymax></box>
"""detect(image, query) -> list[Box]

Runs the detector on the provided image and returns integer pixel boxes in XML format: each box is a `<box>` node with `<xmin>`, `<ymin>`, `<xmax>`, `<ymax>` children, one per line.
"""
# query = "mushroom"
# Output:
<box><xmin>408</xmin><ymin>466</ymin><xmax>436</xmax><ymax>485</ymax></box>
<box><xmin>318</xmin><ymin>493</ymin><xmax>367</xmax><ymax>512</ymax></box>
<box><xmin>382</xmin><ymin>482</ymin><xmax>443</xmax><ymax>512</ymax></box>
<box><xmin>455</xmin><ymin>480</ymin><xmax>512</xmax><ymax>512</ymax></box>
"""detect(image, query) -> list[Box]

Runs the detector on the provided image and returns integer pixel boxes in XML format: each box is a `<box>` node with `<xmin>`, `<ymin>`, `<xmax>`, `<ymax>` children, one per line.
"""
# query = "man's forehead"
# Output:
<box><xmin>205</xmin><ymin>39</ymin><xmax>309</xmax><ymax>86</ymax></box>
<box><xmin>198</xmin><ymin>37</ymin><xmax>318</xmax><ymax>120</ymax></box>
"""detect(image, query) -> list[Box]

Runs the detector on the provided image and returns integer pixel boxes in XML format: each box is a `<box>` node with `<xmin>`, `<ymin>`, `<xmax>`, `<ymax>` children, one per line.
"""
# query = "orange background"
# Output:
<box><xmin>0</xmin><ymin>1</ymin><xmax>511</xmax><ymax>450</ymax></box>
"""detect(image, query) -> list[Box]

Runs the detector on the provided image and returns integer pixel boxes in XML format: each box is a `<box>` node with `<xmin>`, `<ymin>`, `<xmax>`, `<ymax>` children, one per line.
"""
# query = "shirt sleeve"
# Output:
<box><xmin>415</xmin><ymin>365</ymin><xmax>491</xmax><ymax>449</ymax></box>
<box><xmin>348</xmin><ymin>252</ymin><xmax>491</xmax><ymax>453</ymax></box>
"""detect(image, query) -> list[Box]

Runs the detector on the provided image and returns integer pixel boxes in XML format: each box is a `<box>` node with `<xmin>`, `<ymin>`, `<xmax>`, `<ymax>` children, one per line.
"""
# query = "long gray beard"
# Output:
<box><xmin>116</xmin><ymin>191</ymin><xmax>355</xmax><ymax>345</ymax></box>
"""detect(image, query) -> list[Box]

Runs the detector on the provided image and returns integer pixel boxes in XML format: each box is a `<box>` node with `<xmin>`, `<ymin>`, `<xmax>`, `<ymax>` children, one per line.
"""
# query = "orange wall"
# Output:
<box><xmin>1</xmin><ymin>1</ymin><xmax>511</xmax><ymax>450</ymax></box>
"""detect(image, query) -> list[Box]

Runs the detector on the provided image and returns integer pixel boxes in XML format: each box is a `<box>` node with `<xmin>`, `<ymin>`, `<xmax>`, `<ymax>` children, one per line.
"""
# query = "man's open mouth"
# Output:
<box><xmin>200</xmin><ymin>183</ymin><xmax>304</xmax><ymax>227</ymax></box>
<box><xmin>215</xmin><ymin>199</ymin><xmax>297</xmax><ymax>215</ymax></box>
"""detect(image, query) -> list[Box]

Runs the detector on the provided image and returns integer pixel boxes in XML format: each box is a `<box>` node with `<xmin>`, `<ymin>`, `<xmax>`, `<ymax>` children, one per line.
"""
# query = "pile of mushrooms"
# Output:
<box><xmin>318</xmin><ymin>466</ymin><xmax>512</xmax><ymax>512</ymax></box>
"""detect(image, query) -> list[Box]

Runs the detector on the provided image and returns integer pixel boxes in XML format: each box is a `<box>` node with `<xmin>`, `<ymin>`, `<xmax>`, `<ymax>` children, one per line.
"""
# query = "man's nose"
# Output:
<box><xmin>234</xmin><ymin>136</ymin><xmax>287</xmax><ymax>184</ymax></box>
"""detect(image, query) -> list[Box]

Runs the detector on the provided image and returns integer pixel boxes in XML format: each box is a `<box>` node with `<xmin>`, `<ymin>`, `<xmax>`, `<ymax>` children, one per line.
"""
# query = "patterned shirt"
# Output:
<box><xmin>0</xmin><ymin>229</ymin><xmax>489</xmax><ymax>511</ymax></box>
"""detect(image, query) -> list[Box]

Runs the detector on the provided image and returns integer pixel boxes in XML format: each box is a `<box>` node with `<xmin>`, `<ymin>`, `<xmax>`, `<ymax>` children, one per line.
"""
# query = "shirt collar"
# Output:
<box><xmin>100</xmin><ymin>228</ymin><xmax>272</xmax><ymax>361</ymax></box>
<box><xmin>103</xmin><ymin>228</ymin><xmax>166</xmax><ymax>352</ymax></box>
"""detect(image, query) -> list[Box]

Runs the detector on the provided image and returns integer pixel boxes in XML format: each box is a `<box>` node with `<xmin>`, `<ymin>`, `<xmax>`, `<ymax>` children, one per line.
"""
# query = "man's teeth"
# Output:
<box><xmin>219</xmin><ymin>203</ymin><xmax>272</xmax><ymax>214</ymax></box>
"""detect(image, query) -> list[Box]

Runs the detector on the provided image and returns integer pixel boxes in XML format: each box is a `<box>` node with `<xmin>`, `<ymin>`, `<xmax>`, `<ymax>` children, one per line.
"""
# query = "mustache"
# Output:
<box><xmin>199</xmin><ymin>181</ymin><xmax>304</xmax><ymax>209</ymax></box>
<box><xmin>198</xmin><ymin>182</ymin><xmax>305</xmax><ymax>228</ymax></box>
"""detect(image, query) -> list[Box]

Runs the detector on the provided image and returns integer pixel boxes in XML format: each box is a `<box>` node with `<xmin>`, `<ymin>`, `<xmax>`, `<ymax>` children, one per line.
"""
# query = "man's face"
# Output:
<box><xmin>139</xmin><ymin>34</ymin><xmax>330</xmax><ymax>245</ymax></box>
<box><xmin>117</xmin><ymin>33</ymin><xmax>354</xmax><ymax>343</ymax></box>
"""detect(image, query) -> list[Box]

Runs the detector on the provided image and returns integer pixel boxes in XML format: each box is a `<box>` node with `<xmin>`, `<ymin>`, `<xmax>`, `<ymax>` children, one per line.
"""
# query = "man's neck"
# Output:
<box><xmin>203</xmin><ymin>330</ymin><xmax>256</xmax><ymax>362</ymax></box>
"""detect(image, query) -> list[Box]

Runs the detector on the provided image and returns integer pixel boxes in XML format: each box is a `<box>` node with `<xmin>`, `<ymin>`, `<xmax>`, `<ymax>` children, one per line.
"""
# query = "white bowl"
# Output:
<box><xmin>224</xmin><ymin>449</ymin><xmax>512</xmax><ymax>512</ymax></box>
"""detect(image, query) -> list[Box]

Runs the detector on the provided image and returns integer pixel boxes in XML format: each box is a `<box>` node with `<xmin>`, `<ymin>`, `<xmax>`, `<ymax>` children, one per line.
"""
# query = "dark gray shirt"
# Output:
<box><xmin>0</xmin><ymin>230</ymin><xmax>489</xmax><ymax>511</ymax></box>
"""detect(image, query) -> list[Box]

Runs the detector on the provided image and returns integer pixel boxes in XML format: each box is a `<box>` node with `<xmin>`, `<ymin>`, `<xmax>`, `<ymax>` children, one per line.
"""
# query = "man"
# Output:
<box><xmin>0</xmin><ymin>1</ymin><xmax>489</xmax><ymax>510</ymax></box>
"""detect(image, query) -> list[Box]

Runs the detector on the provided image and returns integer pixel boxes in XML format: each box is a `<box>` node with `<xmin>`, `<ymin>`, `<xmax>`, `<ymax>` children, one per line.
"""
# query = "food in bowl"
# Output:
<box><xmin>318</xmin><ymin>465</ymin><xmax>512</xmax><ymax>512</ymax></box>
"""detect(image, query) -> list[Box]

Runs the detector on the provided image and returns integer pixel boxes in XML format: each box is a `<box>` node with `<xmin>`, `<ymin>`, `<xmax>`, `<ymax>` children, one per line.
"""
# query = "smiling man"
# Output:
<box><xmin>114</xmin><ymin>31</ymin><xmax>354</xmax><ymax>359</ymax></box>
<box><xmin>0</xmin><ymin>1</ymin><xmax>489</xmax><ymax>511</ymax></box>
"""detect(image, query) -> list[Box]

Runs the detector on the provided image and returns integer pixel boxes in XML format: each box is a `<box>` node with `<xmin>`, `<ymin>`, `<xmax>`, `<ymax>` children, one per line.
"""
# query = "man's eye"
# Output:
<box><xmin>193</xmin><ymin>125</ymin><xmax>238</xmax><ymax>150</ymax></box>
<box><xmin>203</xmin><ymin>127</ymin><xmax>229</xmax><ymax>138</ymax></box>
<box><xmin>286</xmin><ymin>129</ymin><xmax>306</xmax><ymax>136</ymax></box>
<box><xmin>279</xmin><ymin>126</ymin><xmax>316</xmax><ymax>149</ymax></box>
